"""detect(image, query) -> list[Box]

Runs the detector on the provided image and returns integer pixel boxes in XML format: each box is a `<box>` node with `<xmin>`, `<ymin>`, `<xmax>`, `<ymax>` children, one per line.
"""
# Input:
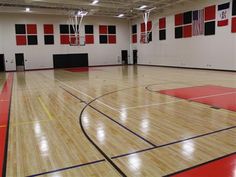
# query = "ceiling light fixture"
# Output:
<box><xmin>25</xmin><ymin>7</ymin><xmax>31</xmax><ymax>12</ymax></box>
<box><xmin>139</xmin><ymin>5</ymin><xmax>147</xmax><ymax>9</ymax></box>
<box><xmin>92</xmin><ymin>0</ymin><xmax>99</xmax><ymax>5</ymax></box>
<box><xmin>118</xmin><ymin>14</ymin><xmax>124</xmax><ymax>18</ymax></box>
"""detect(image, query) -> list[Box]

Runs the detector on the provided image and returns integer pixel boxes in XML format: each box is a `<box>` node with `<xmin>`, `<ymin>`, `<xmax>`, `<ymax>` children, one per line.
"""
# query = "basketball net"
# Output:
<box><xmin>68</xmin><ymin>10</ymin><xmax>87</xmax><ymax>46</ymax></box>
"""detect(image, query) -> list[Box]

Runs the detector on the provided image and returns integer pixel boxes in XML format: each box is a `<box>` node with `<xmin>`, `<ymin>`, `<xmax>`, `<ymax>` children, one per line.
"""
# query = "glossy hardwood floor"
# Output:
<box><xmin>0</xmin><ymin>72</ymin><xmax>6</xmax><ymax>91</ymax></box>
<box><xmin>5</xmin><ymin>66</ymin><xmax>236</xmax><ymax>177</ymax></box>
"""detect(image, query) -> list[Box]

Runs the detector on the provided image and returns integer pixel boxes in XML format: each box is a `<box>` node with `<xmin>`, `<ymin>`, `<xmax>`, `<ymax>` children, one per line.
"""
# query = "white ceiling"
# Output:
<box><xmin>0</xmin><ymin>0</ymin><xmax>194</xmax><ymax>19</ymax></box>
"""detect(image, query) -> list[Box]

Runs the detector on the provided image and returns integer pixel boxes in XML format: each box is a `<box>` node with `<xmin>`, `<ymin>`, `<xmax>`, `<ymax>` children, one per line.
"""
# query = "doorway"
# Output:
<box><xmin>133</xmin><ymin>50</ymin><xmax>138</xmax><ymax>65</ymax></box>
<box><xmin>0</xmin><ymin>54</ymin><xmax>5</xmax><ymax>72</ymax></box>
<box><xmin>15</xmin><ymin>53</ymin><xmax>25</xmax><ymax>71</ymax></box>
<box><xmin>121</xmin><ymin>50</ymin><xmax>128</xmax><ymax>65</ymax></box>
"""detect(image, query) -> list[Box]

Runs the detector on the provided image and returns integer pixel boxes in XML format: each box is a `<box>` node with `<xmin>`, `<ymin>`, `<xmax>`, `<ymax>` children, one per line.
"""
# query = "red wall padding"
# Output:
<box><xmin>99</xmin><ymin>25</ymin><xmax>107</xmax><ymax>34</ymax></box>
<box><xmin>27</xmin><ymin>24</ymin><xmax>37</xmax><ymax>34</ymax></box>
<box><xmin>60</xmin><ymin>35</ymin><xmax>69</xmax><ymax>44</ymax></box>
<box><xmin>175</xmin><ymin>14</ymin><xmax>183</xmax><ymax>26</ymax></box>
<box><xmin>141</xmin><ymin>23</ymin><xmax>145</xmax><ymax>32</ymax></box>
<box><xmin>132</xmin><ymin>34</ymin><xmax>137</xmax><ymax>43</ymax></box>
<box><xmin>141</xmin><ymin>21</ymin><xmax>152</xmax><ymax>32</ymax></box>
<box><xmin>147</xmin><ymin>21</ymin><xmax>152</xmax><ymax>31</ymax></box>
<box><xmin>183</xmin><ymin>25</ymin><xmax>192</xmax><ymax>38</ymax></box>
<box><xmin>16</xmin><ymin>35</ymin><xmax>27</xmax><ymax>45</ymax></box>
<box><xmin>159</xmin><ymin>18</ymin><xmax>166</xmax><ymax>29</ymax></box>
<box><xmin>232</xmin><ymin>17</ymin><xmax>236</xmax><ymax>33</ymax></box>
<box><xmin>44</xmin><ymin>24</ymin><xmax>54</xmax><ymax>34</ymax></box>
<box><xmin>108</xmin><ymin>35</ymin><xmax>116</xmax><ymax>44</ymax></box>
<box><xmin>205</xmin><ymin>5</ymin><xmax>216</xmax><ymax>21</ymax></box>
<box><xmin>85</xmin><ymin>35</ymin><xmax>94</xmax><ymax>44</ymax></box>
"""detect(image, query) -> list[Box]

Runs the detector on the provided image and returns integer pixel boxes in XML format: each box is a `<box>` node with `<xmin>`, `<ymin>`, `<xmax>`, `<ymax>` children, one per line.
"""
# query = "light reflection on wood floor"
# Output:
<box><xmin>5</xmin><ymin>66</ymin><xmax>236</xmax><ymax>177</ymax></box>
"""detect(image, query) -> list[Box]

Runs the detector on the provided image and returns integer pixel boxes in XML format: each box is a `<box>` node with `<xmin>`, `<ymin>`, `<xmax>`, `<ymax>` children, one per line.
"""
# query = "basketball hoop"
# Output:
<box><xmin>67</xmin><ymin>10</ymin><xmax>87</xmax><ymax>46</ymax></box>
<box><xmin>140</xmin><ymin>7</ymin><xmax>156</xmax><ymax>44</ymax></box>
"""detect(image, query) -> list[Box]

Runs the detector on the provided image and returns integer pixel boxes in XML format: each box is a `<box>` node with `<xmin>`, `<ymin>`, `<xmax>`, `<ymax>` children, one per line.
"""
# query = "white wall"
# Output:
<box><xmin>0</xmin><ymin>13</ymin><xmax>130</xmax><ymax>71</ymax></box>
<box><xmin>131</xmin><ymin>0</ymin><xmax>236</xmax><ymax>71</ymax></box>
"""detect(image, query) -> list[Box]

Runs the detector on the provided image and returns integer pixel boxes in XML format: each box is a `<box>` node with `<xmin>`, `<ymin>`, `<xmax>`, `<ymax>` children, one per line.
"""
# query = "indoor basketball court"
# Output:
<box><xmin>0</xmin><ymin>0</ymin><xmax>235</xmax><ymax>177</ymax></box>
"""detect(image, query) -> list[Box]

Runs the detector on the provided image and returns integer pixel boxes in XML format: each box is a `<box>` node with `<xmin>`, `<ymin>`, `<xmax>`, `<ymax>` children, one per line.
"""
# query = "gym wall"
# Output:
<box><xmin>0</xmin><ymin>13</ymin><xmax>130</xmax><ymax>71</ymax></box>
<box><xmin>131</xmin><ymin>0</ymin><xmax>236</xmax><ymax>71</ymax></box>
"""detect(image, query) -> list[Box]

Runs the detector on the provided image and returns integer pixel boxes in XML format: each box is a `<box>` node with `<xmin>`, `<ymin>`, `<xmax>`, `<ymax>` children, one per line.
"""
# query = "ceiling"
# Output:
<box><xmin>0</xmin><ymin>0</ymin><xmax>194</xmax><ymax>19</ymax></box>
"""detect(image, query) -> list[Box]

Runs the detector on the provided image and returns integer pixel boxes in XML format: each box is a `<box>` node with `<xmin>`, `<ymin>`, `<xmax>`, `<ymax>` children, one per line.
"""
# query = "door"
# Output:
<box><xmin>121</xmin><ymin>50</ymin><xmax>128</xmax><ymax>65</ymax></box>
<box><xmin>0</xmin><ymin>54</ymin><xmax>5</xmax><ymax>72</ymax></box>
<box><xmin>15</xmin><ymin>53</ymin><xmax>25</xmax><ymax>71</ymax></box>
<box><xmin>133</xmin><ymin>50</ymin><xmax>138</xmax><ymax>65</ymax></box>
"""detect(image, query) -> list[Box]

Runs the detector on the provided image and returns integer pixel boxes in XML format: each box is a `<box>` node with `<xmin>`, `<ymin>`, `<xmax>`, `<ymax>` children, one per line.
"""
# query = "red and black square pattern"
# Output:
<box><xmin>15</xmin><ymin>24</ymin><xmax>38</xmax><ymax>45</ymax></box>
<box><xmin>99</xmin><ymin>25</ymin><xmax>116</xmax><ymax>44</ymax></box>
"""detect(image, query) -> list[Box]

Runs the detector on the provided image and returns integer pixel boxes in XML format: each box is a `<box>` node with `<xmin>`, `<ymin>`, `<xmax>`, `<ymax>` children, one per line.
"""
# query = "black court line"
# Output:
<box><xmin>111</xmin><ymin>125</ymin><xmax>236</xmax><ymax>159</ymax></box>
<box><xmin>78</xmin><ymin>92</ymin><xmax>128</xmax><ymax>177</ymax></box>
<box><xmin>61</xmin><ymin>87</ymin><xmax>156</xmax><ymax>147</ymax></box>
<box><xmin>211</xmin><ymin>106</ymin><xmax>221</xmax><ymax>110</ymax></box>
<box><xmin>162</xmin><ymin>151</ymin><xmax>236</xmax><ymax>177</ymax></box>
<box><xmin>26</xmin><ymin>159</ymin><xmax>105</xmax><ymax>177</ymax></box>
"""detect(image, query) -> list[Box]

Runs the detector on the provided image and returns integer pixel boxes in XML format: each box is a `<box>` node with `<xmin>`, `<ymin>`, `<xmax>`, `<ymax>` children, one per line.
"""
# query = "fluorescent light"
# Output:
<box><xmin>118</xmin><ymin>14</ymin><xmax>124</xmax><ymax>18</ymax></box>
<box><xmin>25</xmin><ymin>7</ymin><xmax>31</xmax><ymax>12</ymax></box>
<box><xmin>92</xmin><ymin>0</ymin><xmax>99</xmax><ymax>5</ymax></box>
<box><xmin>139</xmin><ymin>5</ymin><xmax>147</xmax><ymax>9</ymax></box>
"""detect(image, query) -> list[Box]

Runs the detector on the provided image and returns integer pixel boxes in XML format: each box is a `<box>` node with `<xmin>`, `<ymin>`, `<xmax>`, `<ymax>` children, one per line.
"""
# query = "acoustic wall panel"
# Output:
<box><xmin>205</xmin><ymin>21</ymin><xmax>215</xmax><ymax>35</ymax></box>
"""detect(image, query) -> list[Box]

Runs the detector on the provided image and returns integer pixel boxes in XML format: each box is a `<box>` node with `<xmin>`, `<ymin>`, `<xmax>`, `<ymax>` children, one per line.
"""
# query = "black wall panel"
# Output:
<box><xmin>15</xmin><ymin>24</ymin><xmax>26</xmax><ymax>34</ymax></box>
<box><xmin>85</xmin><ymin>25</ymin><xmax>94</xmax><ymax>34</ymax></box>
<box><xmin>44</xmin><ymin>35</ymin><xmax>54</xmax><ymax>45</ymax></box>
<box><xmin>205</xmin><ymin>21</ymin><xmax>215</xmax><ymax>36</ymax></box>
<box><xmin>60</xmin><ymin>24</ymin><xmax>69</xmax><ymax>34</ymax></box>
<box><xmin>148</xmin><ymin>32</ymin><xmax>152</xmax><ymax>42</ymax></box>
<box><xmin>27</xmin><ymin>35</ymin><xmax>38</xmax><ymax>45</ymax></box>
<box><xmin>132</xmin><ymin>25</ymin><xmax>137</xmax><ymax>34</ymax></box>
<box><xmin>184</xmin><ymin>11</ymin><xmax>192</xmax><ymax>24</ymax></box>
<box><xmin>108</xmin><ymin>26</ymin><xmax>116</xmax><ymax>34</ymax></box>
<box><xmin>233</xmin><ymin>0</ymin><xmax>236</xmax><ymax>16</ymax></box>
<box><xmin>53</xmin><ymin>53</ymin><xmax>88</xmax><ymax>68</ymax></box>
<box><xmin>175</xmin><ymin>27</ymin><xmax>183</xmax><ymax>38</ymax></box>
<box><xmin>100</xmin><ymin>35</ymin><xmax>108</xmax><ymax>43</ymax></box>
<box><xmin>159</xmin><ymin>30</ymin><xmax>166</xmax><ymax>40</ymax></box>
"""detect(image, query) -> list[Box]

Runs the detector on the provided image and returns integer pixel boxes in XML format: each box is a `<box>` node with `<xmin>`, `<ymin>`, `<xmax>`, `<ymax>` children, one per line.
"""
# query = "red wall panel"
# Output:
<box><xmin>85</xmin><ymin>35</ymin><xmax>94</xmax><ymax>44</ymax></box>
<box><xmin>205</xmin><ymin>5</ymin><xmax>216</xmax><ymax>21</ymax></box>
<box><xmin>132</xmin><ymin>34</ymin><xmax>137</xmax><ymax>43</ymax></box>
<box><xmin>159</xmin><ymin>18</ymin><xmax>166</xmax><ymax>29</ymax></box>
<box><xmin>60</xmin><ymin>35</ymin><xmax>70</xmax><ymax>44</ymax></box>
<box><xmin>183</xmin><ymin>25</ymin><xmax>192</xmax><ymax>38</ymax></box>
<box><xmin>16</xmin><ymin>35</ymin><xmax>27</xmax><ymax>45</ymax></box>
<box><xmin>44</xmin><ymin>24</ymin><xmax>54</xmax><ymax>34</ymax></box>
<box><xmin>175</xmin><ymin>14</ymin><xmax>183</xmax><ymax>26</ymax></box>
<box><xmin>99</xmin><ymin>25</ymin><xmax>108</xmax><ymax>34</ymax></box>
<box><xmin>232</xmin><ymin>17</ymin><xmax>236</xmax><ymax>33</ymax></box>
<box><xmin>27</xmin><ymin>24</ymin><xmax>37</xmax><ymax>34</ymax></box>
<box><xmin>108</xmin><ymin>35</ymin><xmax>116</xmax><ymax>44</ymax></box>
<box><xmin>147</xmin><ymin>21</ymin><xmax>152</xmax><ymax>31</ymax></box>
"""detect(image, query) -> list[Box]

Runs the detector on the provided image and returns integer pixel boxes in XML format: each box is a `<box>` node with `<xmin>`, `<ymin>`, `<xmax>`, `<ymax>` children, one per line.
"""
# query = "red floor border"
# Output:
<box><xmin>159</xmin><ymin>85</ymin><xmax>236</xmax><ymax>112</ymax></box>
<box><xmin>163</xmin><ymin>152</ymin><xmax>236</xmax><ymax>177</ymax></box>
<box><xmin>0</xmin><ymin>73</ymin><xmax>14</xmax><ymax>177</ymax></box>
